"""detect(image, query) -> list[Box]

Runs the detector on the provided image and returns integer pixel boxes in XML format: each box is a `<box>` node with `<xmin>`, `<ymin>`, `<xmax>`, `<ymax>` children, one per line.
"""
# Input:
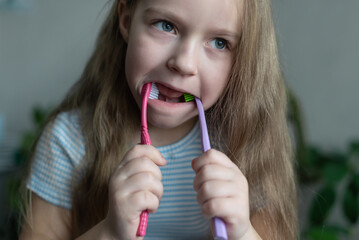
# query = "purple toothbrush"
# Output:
<box><xmin>195</xmin><ymin>97</ymin><xmax>228</xmax><ymax>240</ymax></box>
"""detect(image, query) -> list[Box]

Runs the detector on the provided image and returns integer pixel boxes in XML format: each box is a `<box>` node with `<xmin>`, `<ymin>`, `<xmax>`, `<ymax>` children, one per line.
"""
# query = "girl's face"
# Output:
<box><xmin>120</xmin><ymin>0</ymin><xmax>243</xmax><ymax>130</ymax></box>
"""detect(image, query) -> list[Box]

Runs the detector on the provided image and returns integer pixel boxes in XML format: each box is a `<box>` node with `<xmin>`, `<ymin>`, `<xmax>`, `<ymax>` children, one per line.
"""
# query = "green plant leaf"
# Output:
<box><xmin>328</xmin><ymin>152</ymin><xmax>347</xmax><ymax>162</ymax></box>
<box><xmin>298</xmin><ymin>147</ymin><xmax>324</xmax><ymax>183</ymax></box>
<box><xmin>22</xmin><ymin>132</ymin><xmax>36</xmax><ymax>151</ymax></box>
<box><xmin>14</xmin><ymin>131</ymin><xmax>37</xmax><ymax>166</ymax></box>
<box><xmin>33</xmin><ymin>106</ymin><xmax>48</xmax><ymax>127</ymax></box>
<box><xmin>308</xmin><ymin>147</ymin><xmax>322</xmax><ymax>167</ymax></box>
<box><xmin>343</xmin><ymin>177</ymin><xmax>359</xmax><ymax>224</ymax></box>
<box><xmin>354</xmin><ymin>174</ymin><xmax>359</xmax><ymax>190</ymax></box>
<box><xmin>323</xmin><ymin>162</ymin><xmax>348</xmax><ymax>185</ymax></box>
<box><xmin>305</xmin><ymin>227</ymin><xmax>339</xmax><ymax>240</ymax></box>
<box><xmin>309</xmin><ymin>185</ymin><xmax>336</xmax><ymax>226</ymax></box>
<box><xmin>350</xmin><ymin>141</ymin><xmax>359</xmax><ymax>156</ymax></box>
<box><xmin>304</xmin><ymin>224</ymin><xmax>350</xmax><ymax>240</ymax></box>
<box><xmin>6</xmin><ymin>178</ymin><xmax>22</xmax><ymax>212</ymax></box>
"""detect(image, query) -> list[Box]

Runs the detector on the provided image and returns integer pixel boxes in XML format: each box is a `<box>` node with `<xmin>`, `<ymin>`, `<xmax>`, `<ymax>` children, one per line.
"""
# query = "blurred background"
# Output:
<box><xmin>0</xmin><ymin>0</ymin><xmax>358</xmax><ymax>239</ymax></box>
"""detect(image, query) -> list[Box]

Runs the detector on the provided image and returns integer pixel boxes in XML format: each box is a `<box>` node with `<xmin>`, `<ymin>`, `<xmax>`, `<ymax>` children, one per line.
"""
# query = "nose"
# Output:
<box><xmin>167</xmin><ymin>38</ymin><xmax>198</xmax><ymax>76</ymax></box>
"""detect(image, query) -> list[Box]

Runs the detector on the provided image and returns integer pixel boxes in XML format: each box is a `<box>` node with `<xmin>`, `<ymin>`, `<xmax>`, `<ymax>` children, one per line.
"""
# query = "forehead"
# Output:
<box><xmin>135</xmin><ymin>0</ymin><xmax>243</xmax><ymax>34</ymax></box>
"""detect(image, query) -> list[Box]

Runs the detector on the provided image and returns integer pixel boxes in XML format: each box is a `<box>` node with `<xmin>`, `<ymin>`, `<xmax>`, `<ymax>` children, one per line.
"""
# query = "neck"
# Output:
<box><xmin>146</xmin><ymin>118</ymin><xmax>197</xmax><ymax>147</ymax></box>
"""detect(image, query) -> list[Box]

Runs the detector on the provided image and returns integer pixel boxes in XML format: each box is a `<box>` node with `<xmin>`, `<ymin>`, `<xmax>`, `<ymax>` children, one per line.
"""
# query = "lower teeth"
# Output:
<box><xmin>158</xmin><ymin>93</ymin><xmax>183</xmax><ymax>103</ymax></box>
<box><xmin>166</xmin><ymin>98</ymin><xmax>180</xmax><ymax>103</ymax></box>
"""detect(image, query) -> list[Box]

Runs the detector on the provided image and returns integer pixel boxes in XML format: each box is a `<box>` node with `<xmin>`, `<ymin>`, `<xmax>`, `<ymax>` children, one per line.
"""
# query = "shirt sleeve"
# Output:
<box><xmin>26</xmin><ymin>111</ymin><xmax>86</xmax><ymax>209</ymax></box>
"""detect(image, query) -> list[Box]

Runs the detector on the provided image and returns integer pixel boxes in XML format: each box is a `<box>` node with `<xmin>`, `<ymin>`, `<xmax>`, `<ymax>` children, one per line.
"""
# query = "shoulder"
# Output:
<box><xmin>27</xmin><ymin>110</ymin><xmax>86</xmax><ymax>209</ymax></box>
<box><xmin>46</xmin><ymin>110</ymin><xmax>83</xmax><ymax>144</ymax></box>
<box><xmin>40</xmin><ymin>110</ymin><xmax>85</xmax><ymax>166</ymax></box>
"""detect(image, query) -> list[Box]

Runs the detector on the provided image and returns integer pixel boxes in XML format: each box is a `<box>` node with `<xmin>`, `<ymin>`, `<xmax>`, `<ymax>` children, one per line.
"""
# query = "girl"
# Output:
<box><xmin>20</xmin><ymin>0</ymin><xmax>297</xmax><ymax>239</ymax></box>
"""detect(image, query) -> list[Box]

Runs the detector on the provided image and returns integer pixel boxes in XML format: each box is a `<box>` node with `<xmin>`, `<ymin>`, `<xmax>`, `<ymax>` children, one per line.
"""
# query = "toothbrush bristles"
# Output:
<box><xmin>149</xmin><ymin>83</ymin><xmax>193</xmax><ymax>102</ymax></box>
<box><xmin>149</xmin><ymin>83</ymin><xmax>159</xmax><ymax>99</ymax></box>
<box><xmin>183</xmin><ymin>93</ymin><xmax>195</xmax><ymax>102</ymax></box>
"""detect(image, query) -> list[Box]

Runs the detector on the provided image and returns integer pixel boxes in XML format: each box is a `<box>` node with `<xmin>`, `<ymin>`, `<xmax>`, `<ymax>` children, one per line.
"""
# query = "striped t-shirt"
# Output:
<box><xmin>27</xmin><ymin>111</ymin><xmax>211</xmax><ymax>239</ymax></box>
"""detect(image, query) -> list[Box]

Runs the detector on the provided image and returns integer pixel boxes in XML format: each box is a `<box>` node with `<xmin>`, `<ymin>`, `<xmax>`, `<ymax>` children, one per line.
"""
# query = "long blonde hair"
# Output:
<box><xmin>26</xmin><ymin>0</ymin><xmax>297</xmax><ymax>238</ymax></box>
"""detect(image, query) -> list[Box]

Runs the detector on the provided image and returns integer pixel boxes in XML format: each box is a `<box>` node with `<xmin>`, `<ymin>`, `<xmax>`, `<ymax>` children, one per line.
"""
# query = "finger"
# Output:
<box><xmin>121</xmin><ymin>144</ymin><xmax>167</xmax><ymax>167</ymax></box>
<box><xmin>124</xmin><ymin>172</ymin><xmax>164</xmax><ymax>200</ymax></box>
<box><xmin>193</xmin><ymin>164</ymin><xmax>238</xmax><ymax>191</ymax></box>
<box><xmin>118</xmin><ymin>156</ymin><xmax>163</xmax><ymax>181</ymax></box>
<box><xmin>201</xmin><ymin>197</ymin><xmax>243</xmax><ymax>219</ymax></box>
<box><xmin>192</xmin><ymin>149</ymin><xmax>237</xmax><ymax>173</ymax></box>
<box><xmin>130</xmin><ymin>190</ymin><xmax>161</xmax><ymax>214</ymax></box>
<box><xmin>196</xmin><ymin>180</ymin><xmax>238</xmax><ymax>205</ymax></box>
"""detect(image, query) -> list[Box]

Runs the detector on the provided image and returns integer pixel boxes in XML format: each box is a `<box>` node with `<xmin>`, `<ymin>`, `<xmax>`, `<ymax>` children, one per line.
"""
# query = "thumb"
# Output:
<box><xmin>153</xmin><ymin>149</ymin><xmax>167</xmax><ymax>167</ymax></box>
<box><xmin>141</xmin><ymin>144</ymin><xmax>167</xmax><ymax>167</ymax></box>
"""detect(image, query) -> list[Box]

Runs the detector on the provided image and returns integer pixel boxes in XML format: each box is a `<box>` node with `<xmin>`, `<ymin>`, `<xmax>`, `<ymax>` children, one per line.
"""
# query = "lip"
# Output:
<box><xmin>148</xmin><ymin>98</ymin><xmax>189</xmax><ymax>107</ymax></box>
<box><xmin>141</xmin><ymin>81</ymin><xmax>198</xmax><ymax>123</ymax></box>
<box><xmin>147</xmin><ymin>98</ymin><xmax>196</xmax><ymax>121</ymax></box>
<box><xmin>157</xmin><ymin>83</ymin><xmax>184</xmax><ymax>99</ymax></box>
<box><xmin>146</xmin><ymin>82</ymin><xmax>195</xmax><ymax>106</ymax></box>
<box><xmin>145</xmin><ymin>81</ymin><xmax>197</xmax><ymax>99</ymax></box>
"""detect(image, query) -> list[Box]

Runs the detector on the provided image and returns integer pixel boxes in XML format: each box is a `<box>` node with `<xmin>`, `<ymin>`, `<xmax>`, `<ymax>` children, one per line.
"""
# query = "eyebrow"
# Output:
<box><xmin>144</xmin><ymin>7</ymin><xmax>183</xmax><ymax>24</ymax></box>
<box><xmin>213</xmin><ymin>30</ymin><xmax>239</xmax><ymax>41</ymax></box>
<box><xmin>144</xmin><ymin>7</ymin><xmax>240</xmax><ymax>41</ymax></box>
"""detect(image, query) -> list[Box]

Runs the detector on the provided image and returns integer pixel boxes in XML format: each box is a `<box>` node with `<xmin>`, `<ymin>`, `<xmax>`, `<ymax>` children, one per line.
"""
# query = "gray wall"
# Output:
<box><xmin>273</xmin><ymin>0</ymin><xmax>359</xmax><ymax>149</ymax></box>
<box><xmin>0</xmin><ymin>0</ymin><xmax>107</xmax><ymax>145</ymax></box>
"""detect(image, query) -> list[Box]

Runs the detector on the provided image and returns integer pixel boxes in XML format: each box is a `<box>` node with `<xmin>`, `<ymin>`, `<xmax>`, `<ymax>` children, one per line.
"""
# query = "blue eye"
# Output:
<box><xmin>209</xmin><ymin>38</ymin><xmax>228</xmax><ymax>50</ymax></box>
<box><xmin>153</xmin><ymin>21</ymin><xmax>175</xmax><ymax>33</ymax></box>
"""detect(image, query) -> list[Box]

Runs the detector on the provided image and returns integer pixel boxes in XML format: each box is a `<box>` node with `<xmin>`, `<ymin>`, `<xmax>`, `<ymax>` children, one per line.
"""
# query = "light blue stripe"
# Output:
<box><xmin>35</xmin><ymin>145</ymin><xmax>74</xmax><ymax>170</ymax></box>
<box><xmin>156</xmin><ymin>207</ymin><xmax>202</xmax><ymax>214</ymax></box>
<box><xmin>160</xmin><ymin>197</ymin><xmax>197</xmax><ymax>203</ymax></box>
<box><xmin>52</xmin><ymin>127</ymin><xmax>85</xmax><ymax>160</ymax></box>
<box><xmin>149</xmin><ymin>212</ymin><xmax>203</xmax><ymax>221</ymax></box>
<box><xmin>33</xmin><ymin>150</ymin><xmax>73</xmax><ymax>178</ymax></box>
<box><xmin>37</xmin><ymin>142</ymin><xmax>82</xmax><ymax>168</ymax></box>
<box><xmin>150</xmin><ymin>217</ymin><xmax>207</xmax><ymax>224</ymax></box>
<box><xmin>149</xmin><ymin>221</ymin><xmax>209</xmax><ymax>232</ymax></box>
<box><xmin>28</xmin><ymin>177</ymin><xmax>72</xmax><ymax>209</ymax></box>
<box><xmin>162</xmin><ymin>166</ymin><xmax>194</xmax><ymax>173</ymax></box>
<box><xmin>31</xmin><ymin>164</ymin><xmax>73</xmax><ymax>196</ymax></box>
<box><xmin>27</xmin><ymin>112</ymin><xmax>211</xmax><ymax>238</ymax></box>
<box><xmin>159</xmin><ymin>202</ymin><xmax>198</xmax><ymax>211</ymax></box>
<box><xmin>164</xmin><ymin>153</ymin><xmax>200</xmax><ymax>161</ymax></box>
<box><xmin>55</xmin><ymin>118</ymin><xmax>84</xmax><ymax>147</ymax></box>
<box><xmin>32</xmin><ymin>156</ymin><xmax>72</xmax><ymax>183</ymax></box>
<box><xmin>157</xmin><ymin>122</ymin><xmax>200</xmax><ymax>153</ymax></box>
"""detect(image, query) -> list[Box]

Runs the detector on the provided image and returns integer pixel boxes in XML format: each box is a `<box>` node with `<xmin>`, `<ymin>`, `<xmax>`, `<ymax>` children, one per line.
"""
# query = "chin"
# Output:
<box><xmin>147</xmin><ymin>114</ymin><xmax>197</xmax><ymax>130</ymax></box>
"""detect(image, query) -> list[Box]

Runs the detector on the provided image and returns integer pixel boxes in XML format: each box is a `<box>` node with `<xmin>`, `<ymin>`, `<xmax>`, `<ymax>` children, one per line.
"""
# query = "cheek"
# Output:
<box><xmin>124</xmin><ymin>35</ymin><xmax>154</xmax><ymax>107</ymax></box>
<box><xmin>125</xmin><ymin>30</ymin><xmax>160</xmax><ymax>85</ymax></box>
<box><xmin>201</xmin><ymin>58</ymin><xmax>232</xmax><ymax>109</ymax></box>
<box><xmin>125</xmin><ymin>39</ymin><xmax>150</xmax><ymax>86</ymax></box>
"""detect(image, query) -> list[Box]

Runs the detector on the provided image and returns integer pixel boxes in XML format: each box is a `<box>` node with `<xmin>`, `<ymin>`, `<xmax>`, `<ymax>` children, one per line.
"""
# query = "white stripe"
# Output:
<box><xmin>150</xmin><ymin>211</ymin><xmax>202</xmax><ymax>218</ymax></box>
<box><xmin>28</xmin><ymin>112</ymin><xmax>210</xmax><ymax>237</ymax></box>
<box><xmin>164</xmin><ymin>179</ymin><xmax>194</xmax><ymax>185</ymax></box>
<box><xmin>164</xmin><ymin>173</ymin><xmax>194</xmax><ymax>180</ymax></box>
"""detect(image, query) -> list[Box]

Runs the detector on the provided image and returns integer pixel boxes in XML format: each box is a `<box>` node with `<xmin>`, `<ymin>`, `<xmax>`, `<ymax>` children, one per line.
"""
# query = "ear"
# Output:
<box><xmin>118</xmin><ymin>0</ymin><xmax>131</xmax><ymax>42</ymax></box>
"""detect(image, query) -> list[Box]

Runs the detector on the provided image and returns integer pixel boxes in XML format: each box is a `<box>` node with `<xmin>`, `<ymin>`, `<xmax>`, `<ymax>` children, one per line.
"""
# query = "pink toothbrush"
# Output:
<box><xmin>137</xmin><ymin>82</ymin><xmax>159</xmax><ymax>236</ymax></box>
<box><xmin>184</xmin><ymin>94</ymin><xmax>228</xmax><ymax>240</ymax></box>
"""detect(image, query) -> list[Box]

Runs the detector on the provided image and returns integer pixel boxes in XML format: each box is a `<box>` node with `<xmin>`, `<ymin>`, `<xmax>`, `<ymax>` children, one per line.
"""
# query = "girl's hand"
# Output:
<box><xmin>104</xmin><ymin>144</ymin><xmax>166</xmax><ymax>239</ymax></box>
<box><xmin>192</xmin><ymin>149</ymin><xmax>255</xmax><ymax>240</ymax></box>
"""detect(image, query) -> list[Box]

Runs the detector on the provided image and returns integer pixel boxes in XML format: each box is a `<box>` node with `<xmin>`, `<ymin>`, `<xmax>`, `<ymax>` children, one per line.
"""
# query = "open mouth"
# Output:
<box><xmin>156</xmin><ymin>83</ymin><xmax>186</xmax><ymax>103</ymax></box>
<box><xmin>158</xmin><ymin>93</ymin><xmax>185</xmax><ymax>103</ymax></box>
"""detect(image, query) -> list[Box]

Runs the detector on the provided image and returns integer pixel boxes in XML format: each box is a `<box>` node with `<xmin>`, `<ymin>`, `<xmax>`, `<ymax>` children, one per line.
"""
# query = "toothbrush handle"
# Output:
<box><xmin>212</xmin><ymin>217</ymin><xmax>228</xmax><ymax>240</ymax></box>
<box><xmin>137</xmin><ymin>210</ymin><xmax>149</xmax><ymax>236</ymax></box>
<box><xmin>136</xmin><ymin>83</ymin><xmax>152</xmax><ymax>237</ymax></box>
<box><xmin>195</xmin><ymin>98</ymin><xmax>228</xmax><ymax>240</ymax></box>
<box><xmin>137</xmin><ymin>127</ymin><xmax>150</xmax><ymax>236</ymax></box>
<box><xmin>195</xmin><ymin>98</ymin><xmax>210</xmax><ymax>152</ymax></box>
